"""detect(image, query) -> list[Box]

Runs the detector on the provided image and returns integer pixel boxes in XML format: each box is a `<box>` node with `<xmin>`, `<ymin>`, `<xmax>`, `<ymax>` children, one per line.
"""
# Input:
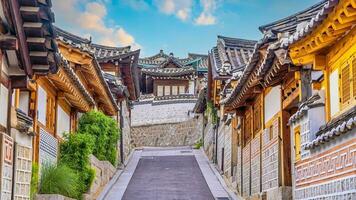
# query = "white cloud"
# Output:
<box><xmin>122</xmin><ymin>0</ymin><xmax>149</xmax><ymax>10</ymax></box>
<box><xmin>195</xmin><ymin>0</ymin><xmax>217</xmax><ymax>25</ymax></box>
<box><xmin>155</xmin><ymin>0</ymin><xmax>193</xmax><ymax>21</ymax></box>
<box><xmin>53</xmin><ymin>0</ymin><xmax>141</xmax><ymax>50</ymax></box>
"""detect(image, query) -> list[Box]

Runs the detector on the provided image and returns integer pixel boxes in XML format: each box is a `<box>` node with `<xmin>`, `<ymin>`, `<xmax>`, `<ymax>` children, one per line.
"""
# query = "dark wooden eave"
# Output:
<box><xmin>8</xmin><ymin>0</ymin><xmax>58</xmax><ymax>77</ymax></box>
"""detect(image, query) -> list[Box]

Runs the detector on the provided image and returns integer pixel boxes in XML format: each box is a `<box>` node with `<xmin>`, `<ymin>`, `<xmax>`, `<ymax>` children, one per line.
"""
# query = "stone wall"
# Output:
<box><xmin>203</xmin><ymin>117</ymin><xmax>215</xmax><ymax>161</ymax></box>
<box><xmin>121</xmin><ymin>101</ymin><xmax>131</xmax><ymax>161</ymax></box>
<box><xmin>84</xmin><ymin>155</ymin><xmax>116</xmax><ymax>200</ymax></box>
<box><xmin>131</xmin><ymin>115</ymin><xmax>203</xmax><ymax>147</ymax></box>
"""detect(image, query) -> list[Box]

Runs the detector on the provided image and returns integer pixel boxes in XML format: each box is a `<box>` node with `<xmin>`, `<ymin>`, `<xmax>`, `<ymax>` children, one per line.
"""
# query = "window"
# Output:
<box><xmin>157</xmin><ymin>85</ymin><xmax>163</xmax><ymax>96</ymax></box>
<box><xmin>244</xmin><ymin>109</ymin><xmax>252</xmax><ymax>145</ymax></box>
<box><xmin>46</xmin><ymin>95</ymin><xmax>56</xmax><ymax>131</ymax></box>
<box><xmin>339</xmin><ymin>55</ymin><xmax>356</xmax><ymax>109</ymax></box>
<box><xmin>37</xmin><ymin>86</ymin><xmax>47</xmax><ymax>125</ymax></box>
<box><xmin>340</xmin><ymin>64</ymin><xmax>351</xmax><ymax>107</ymax></box>
<box><xmin>172</xmin><ymin>86</ymin><xmax>178</xmax><ymax>95</ymax></box>
<box><xmin>329</xmin><ymin>69</ymin><xmax>339</xmax><ymax>116</ymax></box>
<box><xmin>164</xmin><ymin>85</ymin><xmax>170</xmax><ymax>96</ymax></box>
<box><xmin>294</xmin><ymin>126</ymin><xmax>301</xmax><ymax>162</ymax></box>
<box><xmin>253</xmin><ymin>97</ymin><xmax>262</xmax><ymax>135</ymax></box>
<box><xmin>57</xmin><ymin>105</ymin><xmax>70</xmax><ymax>138</ymax></box>
<box><xmin>179</xmin><ymin>85</ymin><xmax>185</xmax><ymax>94</ymax></box>
<box><xmin>0</xmin><ymin>84</ymin><xmax>9</xmax><ymax>127</ymax></box>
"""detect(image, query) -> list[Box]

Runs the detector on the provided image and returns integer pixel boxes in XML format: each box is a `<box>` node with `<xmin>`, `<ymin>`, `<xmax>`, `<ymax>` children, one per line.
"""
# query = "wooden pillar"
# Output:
<box><xmin>280</xmin><ymin>111</ymin><xmax>292</xmax><ymax>186</ymax></box>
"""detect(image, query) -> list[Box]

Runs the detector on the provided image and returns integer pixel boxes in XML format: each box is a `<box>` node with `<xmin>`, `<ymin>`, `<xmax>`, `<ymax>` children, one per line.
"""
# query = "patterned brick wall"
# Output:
<box><xmin>262</xmin><ymin>118</ymin><xmax>279</xmax><ymax>192</ymax></box>
<box><xmin>251</xmin><ymin>135</ymin><xmax>261</xmax><ymax>195</ymax></box>
<box><xmin>295</xmin><ymin>138</ymin><xmax>356</xmax><ymax>199</ymax></box>
<box><xmin>242</xmin><ymin>143</ymin><xmax>251</xmax><ymax>197</ymax></box>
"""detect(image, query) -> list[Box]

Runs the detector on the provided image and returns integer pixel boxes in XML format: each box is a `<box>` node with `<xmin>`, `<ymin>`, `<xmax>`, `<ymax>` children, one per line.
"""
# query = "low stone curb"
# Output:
<box><xmin>199</xmin><ymin>148</ymin><xmax>242</xmax><ymax>200</ymax></box>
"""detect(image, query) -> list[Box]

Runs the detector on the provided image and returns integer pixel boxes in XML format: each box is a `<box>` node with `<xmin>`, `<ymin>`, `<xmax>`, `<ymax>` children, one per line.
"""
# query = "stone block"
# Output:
<box><xmin>36</xmin><ymin>194</ymin><xmax>75</xmax><ymax>200</ymax></box>
<box><xmin>266</xmin><ymin>186</ymin><xmax>292</xmax><ymax>200</ymax></box>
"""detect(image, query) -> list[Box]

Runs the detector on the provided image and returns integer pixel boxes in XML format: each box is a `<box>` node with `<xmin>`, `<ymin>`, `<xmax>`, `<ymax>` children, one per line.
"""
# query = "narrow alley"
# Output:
<box><xmin>102</xmin><ymin>147</ymin><xmax>235</xmax><ymax>200</ymax></box>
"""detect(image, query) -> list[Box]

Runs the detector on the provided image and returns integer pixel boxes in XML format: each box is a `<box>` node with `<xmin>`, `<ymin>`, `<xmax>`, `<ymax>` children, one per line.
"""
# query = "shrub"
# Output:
<box><xmin>194</xmin><ymin>139</ymin><xmax>203</xmax><ymax>149</ymax></box>
<box><xmin>30</xmin><ymin>163</ymin><xmax>39</xmax><ymax>200</ymax></box>
<box><xmin>39</xmin><ymin>164</ymin><xmax>81</xmax><ymax>199</ymax></box>
<box><xmin>59</xmin><ymin>133</ymin><xmax>95</xmax><ymax>195</ymax></box>
<box><xmin>207</xmin><ymin>101</ymin><xmax>218</xmax><ymax>125</ymax></box>
<box><xmin>78</xmin><ymin>111</ymin><xmax>120</xmax><ymax>165</ymax></box>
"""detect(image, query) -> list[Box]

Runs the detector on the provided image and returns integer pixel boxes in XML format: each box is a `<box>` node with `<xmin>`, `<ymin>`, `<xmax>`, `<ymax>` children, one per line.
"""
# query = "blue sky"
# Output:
<box><xmin>53</xmin><ymin>0</ymin><xmax>320</xmax><ymax>58</ymax></box>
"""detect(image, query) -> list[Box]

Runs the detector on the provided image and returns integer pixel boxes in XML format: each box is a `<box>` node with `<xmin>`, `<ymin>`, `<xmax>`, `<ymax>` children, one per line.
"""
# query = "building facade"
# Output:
<box><xmin>288</xmin><ymin>0</ymin><xmax>356</xmax><ymax>198</ymax></box>
<box><xmin>201</xmin><ymin>1</ymin><xmax>355</xmax><ymax>200</ymax></box>
<box><xmin>130</xmin><ymin>51</ymin><xmax>208</xmax><ymax>147</ymax></box>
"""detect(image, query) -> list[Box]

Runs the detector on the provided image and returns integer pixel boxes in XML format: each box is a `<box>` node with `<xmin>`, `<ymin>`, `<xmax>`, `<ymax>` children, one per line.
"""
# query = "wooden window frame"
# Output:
<box><xmin>338</xmin><ymin>54</ymin><xmax>356</xmax><ymax>112</ymax></box>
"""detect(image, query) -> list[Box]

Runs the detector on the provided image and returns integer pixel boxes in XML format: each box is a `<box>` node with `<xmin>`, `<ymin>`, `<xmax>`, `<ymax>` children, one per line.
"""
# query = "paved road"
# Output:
<box><xmin>102</xmin><ymin>147</ymin><xmax>234</xmax><ymax>200</ymax></box>
<box><xmin>122</xmin><ymin>155</ymin><xmax>215</xmax><ymax>200</ymax></box>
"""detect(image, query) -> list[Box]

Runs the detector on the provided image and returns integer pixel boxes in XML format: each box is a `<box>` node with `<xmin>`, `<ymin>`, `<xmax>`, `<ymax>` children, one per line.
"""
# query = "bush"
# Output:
<box><xmin>30</xmin><ymin>163</ymin><xmax>39</xmax><ymax>200</ymax></box>
<box><xmin>194</xmin><ymin>139</ymin><xmax>203</xmax><ymax>149</ymax></box>
<box><xmin>59</xmin><ymin>133</ymin><xmax>95</xmax><ymax>195</ymax></box>
<box><xmin>207</xmin><ymin>101</ymin><xmax>218</xmax><ymax>125</ymax></box>
<box><xmin>78</xmin><ymin>111</ymin><xmax>120</xmax><ymax>165</ymax></box>
<box><xmin>39</xmin><ymin>164</ymin><xmax>81</xmax><ymax>199</ymax></box>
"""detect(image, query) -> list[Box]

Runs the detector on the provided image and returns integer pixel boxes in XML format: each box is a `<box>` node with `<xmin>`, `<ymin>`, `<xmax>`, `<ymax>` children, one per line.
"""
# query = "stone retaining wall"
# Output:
<box><xmin>131</xmin><ymin>115</ymin><xmax>203</xmax><ymax>147</ymax></box>
<box><xmin>84</xmin><ymin>155</ymin><xmax>116</xmax><ymax>200</ymax></box>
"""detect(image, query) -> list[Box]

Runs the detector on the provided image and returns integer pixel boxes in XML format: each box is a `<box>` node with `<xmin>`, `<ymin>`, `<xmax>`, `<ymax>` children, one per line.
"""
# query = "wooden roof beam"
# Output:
<box><xmin>0</xmin><ymin>35</ymin><xmax>18</xmax><ymax>50</ymax></box>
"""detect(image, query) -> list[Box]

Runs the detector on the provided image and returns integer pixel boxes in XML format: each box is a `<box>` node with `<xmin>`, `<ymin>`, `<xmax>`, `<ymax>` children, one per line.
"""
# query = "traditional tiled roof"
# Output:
<box><xmin>281</xmin><ymin>0</ymin><xmax>338</xmax><ymax>47</ymax></box>
<box><xmin>139</xmin><ymin>50</ymin><xmax>208</xmax><ymax>72</ymax></box>
<box><xmin>91</xmin><ymin>43</ymin><xmax>131</xmax><ymax>59</ymax></box>
<box><xmin>289</xmin><ymin>91</ymin><xmax>325</xmax><ymax>124</ymax></box>
<box><xmin>141</xmin><ymin>67</ymin><xmax>195</xmax><ymax>77</ymax></box>
<box><xmin>305</xmin><ymin>106</ymin><xmax>356</xmax><ymax>149</ymax></box>
<box><xmin>221</xmin><ymin>0</ymin><xmax>328</xmax><ymax>107</ymax></box>
<box><xmin>104</xmin><ymin>73</ymin><xmax>130</xmax><ymax>99</ymax></box>
<box><xmin>210</xmin><ymin>36</ymin><xmax>257</xmax><ymax>78</ymax></box>
<box><xmin>92</xmin><ymin>59</ymin><xmax>120</xmax><ymax>111</ymax></box>
<box><xmin>55</xmin><ymin>26</ymin><xmax>140</xmax><ymax>103</ymax></box>
<box><xmin>57</xmin><ymin>53</ymin><xmax>95</xmax><ymax>106</ymax></box>
<box><xmin>259</xmin><ymin>0</ymin><xmax>328</xmax><ymax>34</ymax></box>
<box><xmin>55</xmin><ymin>26</ymin><xmax>131</xmax><ymax>59</ymax></box>
<box><xmin>193</xmin><ymin>87</ymin><xmax>207</xmax><ymax>113</ymax></box>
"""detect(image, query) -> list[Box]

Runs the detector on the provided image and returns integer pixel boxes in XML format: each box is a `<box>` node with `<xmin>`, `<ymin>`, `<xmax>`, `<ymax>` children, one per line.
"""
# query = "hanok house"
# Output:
<box><xmin>219</xmin><ymin>1</ymin><xmax>328</xmax><ymax>199</ymax></box>
<box><xmin>287</xmin><ymin>0</ymin><xmax>356</xmax><ymax>199</ymax></box>
<box><xmin>138</xmin><ymin>50</ymin><xmax>208</xmax><ymax>99</ymax></box>
<box><xmin>0</xmin><ymin>0</ymin><xmax>58</xmax><ymax>199</ymax></box>
<box><xmin>205</xmin><ymin>35</ymin><xmax>256</xmax><ymax>186</ymax></box>
<box><xmin>55</xmin><ymin>27</ymin><xmax>141</xmax><ymax>163</ymax></box>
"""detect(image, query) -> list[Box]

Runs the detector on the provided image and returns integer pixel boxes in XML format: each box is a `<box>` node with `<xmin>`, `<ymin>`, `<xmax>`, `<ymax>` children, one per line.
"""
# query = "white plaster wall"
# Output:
<box><xmin>0</xmin><ymin>84</ymin><xmax>9</xmax><ymax>127</ymax></box>
<box><xmin>19</xmin><ymin>91</ymin><xmax>29</xmax><ymax>115</ymax></box>
<box><xmin>37</xmin><ymin>86</ymin><xmax>47</xmax><ymax>125</ymax></box>
<box><xmin>56</xmin><ymin>106</ymin><xmax>70</xmax><ymax>138</ymax></box>
<box><xmin>189</xmin><ymin>80</ymin><xmax>195</xmax><ymax>94</ymax></box>
<box><xmin>131</xmin><ymin>102</ymin><xmax>195</xmax><ymax>126</ymax></box>
<box><xmin>264</xmin><ymin>86</ymin><xmax>281</xmax><ymax>123</ymax></box>
<box><xmin>329</xmin><ymin>69</ymin><xmax>339</xmax><ymax>117</ymax></box>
